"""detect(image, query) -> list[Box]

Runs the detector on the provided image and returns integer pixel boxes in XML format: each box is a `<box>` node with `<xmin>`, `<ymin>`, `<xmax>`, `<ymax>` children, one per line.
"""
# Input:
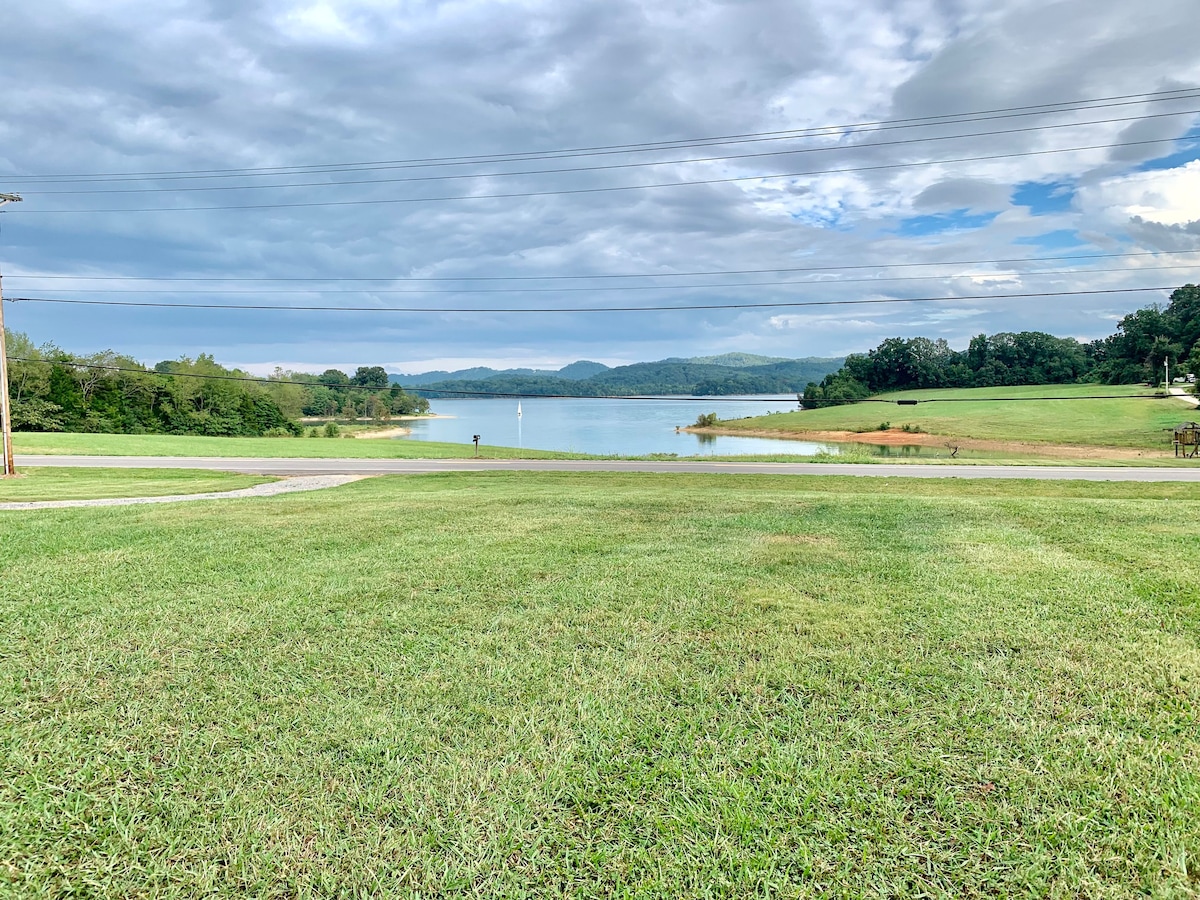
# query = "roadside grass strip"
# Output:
<box><xmin>0</xmin><ymin>468</ymin><xmax>276</xmax><ymax>502</ymax></box>
<box><xmin>12</xmin><ymin>431</ymin><xmax>589</xmax><ymax>460</ymax></box>
<box><xmin>0</xmin><ymin>473</ymin><xmax>1197</xmax><ymax>896</ymax></box>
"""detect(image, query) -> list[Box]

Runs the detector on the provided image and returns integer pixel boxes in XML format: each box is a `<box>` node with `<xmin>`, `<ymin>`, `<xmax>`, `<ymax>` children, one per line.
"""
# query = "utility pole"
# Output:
<box><xmin>0</xmin><ymin>192</ymin><xmax>23</xmax><ymax>477</ymax></box>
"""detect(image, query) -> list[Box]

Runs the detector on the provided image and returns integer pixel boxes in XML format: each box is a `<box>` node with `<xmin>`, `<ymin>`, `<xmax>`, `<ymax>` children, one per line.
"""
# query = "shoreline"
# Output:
<box><xmin>350</xmin><ymin>426</ymin><xmax>412</xmax><ymax>439</ymax></box>
<box><xmin>298</xmin><ymin>414</ymin><xmax>454</xmax><ymax>423</ymax></box>
<box><xmin>683</xmin><ymin>426</ymin><xmax>1174</xmax><ymax>460</ymax></box>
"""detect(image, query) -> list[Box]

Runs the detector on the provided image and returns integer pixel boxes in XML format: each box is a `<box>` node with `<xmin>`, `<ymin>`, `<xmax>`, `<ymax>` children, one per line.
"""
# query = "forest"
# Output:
<box><xmin>802</xmin><ymin>284</ymin><xmax>1200</xmax><ymax>404</ymax></box>
<box><xmin>3</xmin><ymin>335</ymin><xmax>428</xmax><ymax>436</ymax></box>
<box><xmin>405</xmin><ymin>356</ymin><xmax>844</xmax><ymax>397</ymax></box>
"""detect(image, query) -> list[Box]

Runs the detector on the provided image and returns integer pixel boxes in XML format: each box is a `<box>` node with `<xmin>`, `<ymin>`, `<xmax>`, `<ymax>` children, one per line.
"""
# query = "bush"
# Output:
<box><xmin>694</xmin><ymin>412</ymin><xmax>719</xmax><ymax>428</ymax></box>
<box><xmin>323</xmin><ymin>422</ymin><xmax>341</xmax><ymax>438</ymax></box>
<box><xmin>877</xmin><ymin>421</ymin><xmax>891</xmax><ymax>431</ymax></box>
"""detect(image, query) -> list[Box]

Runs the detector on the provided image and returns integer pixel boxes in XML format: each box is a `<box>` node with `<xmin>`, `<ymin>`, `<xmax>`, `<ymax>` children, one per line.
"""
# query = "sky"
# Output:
<box><xmin>2</xmin><ymin>0</ymin><xmax>1200</xmax><ymax>377</ymax></box>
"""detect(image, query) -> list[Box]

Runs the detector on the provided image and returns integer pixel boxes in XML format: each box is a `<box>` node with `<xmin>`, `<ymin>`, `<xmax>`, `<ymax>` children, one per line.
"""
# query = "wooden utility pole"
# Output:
<box><xmin>0</xmin><ymin>192</ymin><xmax>23</xmax><ymax>477</ymax></box>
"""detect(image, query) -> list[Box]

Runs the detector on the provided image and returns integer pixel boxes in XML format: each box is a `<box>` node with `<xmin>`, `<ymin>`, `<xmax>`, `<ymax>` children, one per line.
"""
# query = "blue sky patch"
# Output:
<box><xmin>893</xmin><ymin>209</ymin><xmax>998</xmax><ymax>237</ymax></box>
<box><xmin>1134</xmin><ymin>127</ymin><xmax>1200</xmax><ymax>172</ymax></box>
<box><xmin>1012</xmin><ymin>180</ymin><xmax>1075</xmax><ymax>215</ymax></box>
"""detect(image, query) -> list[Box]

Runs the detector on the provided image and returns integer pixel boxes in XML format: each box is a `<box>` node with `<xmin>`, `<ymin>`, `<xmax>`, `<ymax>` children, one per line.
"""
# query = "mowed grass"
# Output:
<box><xmin>721</xmin><ymin>384</ymin><xmax>1194</xmax><ymax>448</ymax></box>
<box><xmin>1</xmin><ymin>473</ymin><xmax>1198</xmax><ymax>897</ymax></box>
<box><xmin>0</xmin><ymin>468</ymin><xmax>275</xmax><ymax>502</ymax></box>
<box><xmin>11</xmin><ymin>431</ymin><xmax>588</xmax><ymax>459</ymax></box>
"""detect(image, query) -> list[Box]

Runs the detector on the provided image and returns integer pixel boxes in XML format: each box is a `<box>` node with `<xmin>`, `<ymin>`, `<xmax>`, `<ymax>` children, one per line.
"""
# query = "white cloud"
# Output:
<box><xmin>1077</xmin><ymin>160</ymin><xmax>1200</xmax><ymax>228</ymax></box>
<box><xmin>2</xmin><ymin>0</ymin><xmax>1199</xmax><ymax>369</ymax></box>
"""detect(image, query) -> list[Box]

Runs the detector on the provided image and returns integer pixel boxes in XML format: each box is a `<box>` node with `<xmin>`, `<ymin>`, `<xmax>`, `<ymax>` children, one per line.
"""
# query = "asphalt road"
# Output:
<box><xmin>16</xmin><ymin>455</ymin><xmax>1200</xmax><ymax>481</ymax></box>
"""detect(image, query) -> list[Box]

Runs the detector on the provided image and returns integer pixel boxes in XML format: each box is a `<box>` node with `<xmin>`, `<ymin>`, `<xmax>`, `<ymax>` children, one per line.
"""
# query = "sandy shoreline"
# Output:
<box><xmin>684</xmin><ymin>426</ymin><xmax>1173</xmax><ymax>460</ymax></box>
<box><xmin>351</xmin><ymin>426</ymin><xmax>411</xmax><ymax>439</ymax></box>
<box><xmin>298</xmin><ymin>414</ymin><xmax>454</xmax><ymax>423</ymax></box>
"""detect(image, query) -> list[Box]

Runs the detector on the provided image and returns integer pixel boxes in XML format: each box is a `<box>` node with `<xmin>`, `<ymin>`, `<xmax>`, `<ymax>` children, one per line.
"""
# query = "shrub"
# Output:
<box><xmin>323</xmin><ymin>422</ymin><xmax>341</xmax><ymax>438</ymax></box>
<box><xmin>694</xmin><ymin>412</ymin><xmax>719</xmax><ymax>428</ymax></box>
<box><xmin>877</xmin><ymin>421</ymin><xmax>891</xmax><ymax>431</ymax></box>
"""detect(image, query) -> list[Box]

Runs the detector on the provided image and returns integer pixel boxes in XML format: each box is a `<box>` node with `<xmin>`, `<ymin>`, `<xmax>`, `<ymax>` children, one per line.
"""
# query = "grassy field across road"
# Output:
<box><xmin>11</xmin><ymin>431</ymin><xmax>588</xmax><ymax>459</ymax></box>
<box><xmin>1</xmin><ymin>472</ymin><xmax>1197</xmax><ymax>896</ymax></box>
<box><xmin>0</xmin><ymin>467</ymin><xmax>275</xmax><ymax>502</ymax></box>
<box><xmin>714</xmin><ymin>384</ymin><xmax>1194</xmax><ymax>450</ymax></box>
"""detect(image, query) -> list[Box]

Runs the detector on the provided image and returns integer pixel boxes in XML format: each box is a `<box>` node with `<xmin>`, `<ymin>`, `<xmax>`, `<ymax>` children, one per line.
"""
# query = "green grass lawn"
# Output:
<box><xmin>0</xmin><ymin>468</ymin><xmax>275</xmax><ymax>502</ymax></box>
<box><xmin>1</xmin><ymin>472</ymin><xmax>1197</xmax><ymax>896</ymax></box>
<box><xmin>11</xmin><ymin>431</ymin><xmax>588</xmax><ymax>459</ymax></box>
<box><xmin>720</xmin><ymin>384</ymin><xmax>1194</xmax><ymax>449</ymax></box>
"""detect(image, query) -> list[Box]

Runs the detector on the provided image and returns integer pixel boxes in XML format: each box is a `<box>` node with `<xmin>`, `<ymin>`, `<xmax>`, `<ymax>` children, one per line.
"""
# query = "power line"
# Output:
<box><xmin>11</xmin><ymin>137</ymin><xmax>1192</xmax><ymax>214</ymax></box>
<box><xmin>5</xmin><ymin>286</ymin><xmax>1175</xmax><ymax>314</ymax></box>
<box><xmin>18</xmin><ymin>108</ymin><xmax>1200</xmax><ymax>196</ymax></box>
<box><xmin>2</xmin><ymin>357</ymin><xmax>416</xmax><ymax>397</ymax></box>
<box><xmin>4</xmin><ymin>265</ymin><xmax>1195</xmax><ymax>295</ymax></box>
<box><xmin>10</xmin><ymin>250</ymin><xmax>1199</xmax><ymax>283</ymax></box>
<box><xmin>8</xmin><ymin>87</ymin><xmax>1199</xmax><ymax>183</ymax></box>
<box><xmin>0</xmin><ymin>357</ymin><xmax>791</xmax><ymax>400</ymax></box>
<box><xmin>4</xmin><ymin>357</ymin><xmax>1169</xmax><ymax>403</ymax></box>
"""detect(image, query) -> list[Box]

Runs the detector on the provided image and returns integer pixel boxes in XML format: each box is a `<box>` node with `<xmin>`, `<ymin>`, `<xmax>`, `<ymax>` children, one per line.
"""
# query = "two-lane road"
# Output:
<box><xmin>16</xmin><ymin>455</ymin><xmax>1200</xmax><ymax>481</ymax></box>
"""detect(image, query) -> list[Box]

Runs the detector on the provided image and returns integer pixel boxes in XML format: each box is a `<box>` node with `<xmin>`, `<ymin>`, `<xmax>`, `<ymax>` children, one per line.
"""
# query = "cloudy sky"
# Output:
<box><xmin>2</xmin><ymin>0</ymin><xmax>1199</xmax><ymax>376</ymax></box>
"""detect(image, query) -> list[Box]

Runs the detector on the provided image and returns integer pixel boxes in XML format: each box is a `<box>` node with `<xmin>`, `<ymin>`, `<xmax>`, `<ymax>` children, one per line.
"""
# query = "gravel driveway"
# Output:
<box><xmin>0</xmin><ymin>474</ymin><xmax>367</xmax><ymax>511</ymax></box>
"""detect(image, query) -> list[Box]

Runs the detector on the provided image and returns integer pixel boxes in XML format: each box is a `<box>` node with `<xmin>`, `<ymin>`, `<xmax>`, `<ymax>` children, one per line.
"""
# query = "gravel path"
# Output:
<box><xmin>0</xmin><ymin>474</ymin><xmax>367</xmax><ymax>511</ymax></box>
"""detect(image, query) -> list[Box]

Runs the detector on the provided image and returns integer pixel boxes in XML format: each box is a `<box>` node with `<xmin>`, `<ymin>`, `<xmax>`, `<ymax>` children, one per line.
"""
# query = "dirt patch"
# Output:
<box><xmin>686</xmin><ymin>426</ymin><xmax>1174</xmax><ymax>460</ymax></box>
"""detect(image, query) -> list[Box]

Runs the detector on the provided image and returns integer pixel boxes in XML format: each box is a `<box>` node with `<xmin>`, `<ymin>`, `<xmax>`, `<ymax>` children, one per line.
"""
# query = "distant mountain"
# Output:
<box><xmin>391</xmin><ymin>360</ymin><xmax>608</xmax><ymax>386</ymax></box>
<box><xmin>556</xmin><ymin>360</ymin><xmax>610</xmax><ymax>380</ymax></box>
<box><xmin>400</xmin><ymin>354</ymin><xmax>844</xmax><ymax>397</ymax></box>
<box><xmin>685</xmin><ymin>352</ymin><xmax>793</xmax><ymax>368</ymax></box>
<box><xmin>393</xmin><ymin>367</ymin><xmax>532</xmax><ymax>386</ymax></box>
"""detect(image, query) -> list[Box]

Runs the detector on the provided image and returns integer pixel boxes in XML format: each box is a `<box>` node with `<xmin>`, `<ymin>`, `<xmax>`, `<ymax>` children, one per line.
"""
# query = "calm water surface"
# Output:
<box><xmin>402</xmin><ymin>396</ymin><xmax>838</xmax><ymax>456</ymax></box>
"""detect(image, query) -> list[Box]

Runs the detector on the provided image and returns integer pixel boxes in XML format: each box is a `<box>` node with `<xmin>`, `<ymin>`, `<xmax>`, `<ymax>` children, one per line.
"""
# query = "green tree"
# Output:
<box><xmin>352</xmin><ymin>366</ymin><xmax>389</xmax><ymax>389</ymax></box>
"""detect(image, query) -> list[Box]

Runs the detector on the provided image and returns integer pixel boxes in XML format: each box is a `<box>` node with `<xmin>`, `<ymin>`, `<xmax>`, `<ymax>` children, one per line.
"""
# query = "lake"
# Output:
<box><xmin>400</xmin><ymin>396</ymin><xmax>839</xmax><ymax>456</ymax></box>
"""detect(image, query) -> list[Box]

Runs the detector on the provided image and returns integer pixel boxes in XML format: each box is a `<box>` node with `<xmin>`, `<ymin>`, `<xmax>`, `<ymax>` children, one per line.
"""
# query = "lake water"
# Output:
<box><xmin>401</xmin><ymin>396</ymin><xmax>839</xmax><ymax>457</ymax></box>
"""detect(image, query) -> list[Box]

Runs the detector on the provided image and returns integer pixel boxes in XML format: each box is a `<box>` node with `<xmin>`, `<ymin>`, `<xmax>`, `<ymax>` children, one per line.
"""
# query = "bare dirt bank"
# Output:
<box><xmin>351</xmin><ymin>426</ymin><xmax>411</xmax><ymax>439</ymax></box>
<box><xmin>685</xmin><ymin>426</ymin><xmax>1173</xmax><ymax>460</ymax></box>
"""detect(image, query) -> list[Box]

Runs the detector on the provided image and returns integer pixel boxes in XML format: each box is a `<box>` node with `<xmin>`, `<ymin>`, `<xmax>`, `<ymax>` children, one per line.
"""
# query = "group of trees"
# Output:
<box><xmin>284</xmin><ymin>366</ymin><xmax>429</xmax><ymax>419</ymax></box>
<box><xmin>412</xmin><ymin>357</ymin><xmax>844</xmax><ymax>397</ymax></box>
<box><xmin>3</xmin><ymin>334</ymin><xmax>427</xmax><ymax>435</ymax></box>
<box><xmin>803</xmin><ymin>284</ymin><xmax>1200</xmax><ymax>405</ymax></box>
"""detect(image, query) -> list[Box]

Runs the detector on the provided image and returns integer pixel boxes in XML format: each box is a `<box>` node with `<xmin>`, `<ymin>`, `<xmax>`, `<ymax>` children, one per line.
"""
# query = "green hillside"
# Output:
<box><xmin>717</xmin><ymin>384</ymin><xmax>1191</xmax><ymax>449</ymax></box>
<box><xmin>411</xmin><ymin>355</ymin><xmax>844</xmax><ymax>396</ymax></box>
<box><xmin>685</xmin><ymin>352</ymin><xmax>793</xmax><ymax>367</ymax></box>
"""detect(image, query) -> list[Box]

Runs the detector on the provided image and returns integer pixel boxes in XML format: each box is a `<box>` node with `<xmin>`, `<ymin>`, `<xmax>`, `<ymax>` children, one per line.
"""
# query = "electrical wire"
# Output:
<box><xmin>7</xmin><ymin>87</ymin><xmax>1199</xmax><ymax>184</ymax></box>
<box><xmin>6</xmin><ymin>357</ymin><xmax>1172</xmax><ymax>404</ymax></box>
<box><xmin>10</xmin><ymin>249</ymin><xmax>1199</xmax><ymax>283</ymax></box>
<box><xmin>4</xmin><ymin>286</ymin><xmax>1175</xmax><ymax>314</ymax></box>
<box><xmin>3</xmin><ymin>357</ymin><xmax>420</xmax><ymax>397</ymax></box>
<box><xmin>18</xmin><ymin>108</ymin><xmax>1200</xmax><ymax>196</ymax></box>
<box><xmin>11</xmin><ymin>137</ymin><xmax>1192</xmax><ymax>214</ymax></box>
<box><xmin>4</xmin><ymin>265</ymin><xmax>1195</xmax><ymax>295</ymax></box>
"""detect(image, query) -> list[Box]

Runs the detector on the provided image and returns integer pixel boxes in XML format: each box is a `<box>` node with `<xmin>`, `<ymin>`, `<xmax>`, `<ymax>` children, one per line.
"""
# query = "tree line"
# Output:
<box><xmin>410</xmin><ymin>357</ymin><xmax>844</xmax><ymax>397</ymax></box>
<box><xmin>4</xmin><ymin>334</ymin><xmax>428</xmax><ymax>435</ymax></box>
<box><xmin>803</xmin><ymin>284</ymin><xmax>1200</xmax><ymax>404</ymax></box>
